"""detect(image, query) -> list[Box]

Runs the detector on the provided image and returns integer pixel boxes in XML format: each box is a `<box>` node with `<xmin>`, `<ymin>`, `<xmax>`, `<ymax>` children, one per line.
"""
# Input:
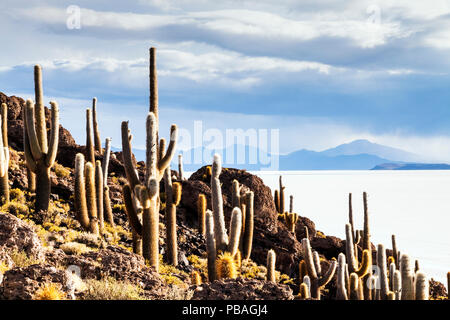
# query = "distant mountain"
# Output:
<box><xmin>112</xmin><ymin>139</ymin><xmax>449</xmax><ymax>171</ymax></box>
<box><xmin>321</xmin><ymin>139</ymin><xmax>423</xmax><ymax>162</ymax></box>
<box><xmin>372</xmin><ymin>163</ymin><xmax>450</xmax><ymax>170</ymax></box>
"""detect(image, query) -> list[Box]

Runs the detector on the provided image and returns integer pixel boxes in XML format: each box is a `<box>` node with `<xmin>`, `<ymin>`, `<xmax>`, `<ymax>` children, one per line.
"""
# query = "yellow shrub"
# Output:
<box><xmin>60</xmin><ymin>242</ymin><xmax>90</xmax><ymax>255</ymax></box>
<box><xmin>53</xmin><ymin>162</ymin><xmax>71</xmax><ymax>178</ymax></box>
<box><xmin>81</xmin><ymin>277</ymin><xmax>145</xmax><ymax>300</ymax></box>
<box><xmin>34</xmin><ymin>283</ymin><xmax>67</xmax><ymax>300</ymax></box>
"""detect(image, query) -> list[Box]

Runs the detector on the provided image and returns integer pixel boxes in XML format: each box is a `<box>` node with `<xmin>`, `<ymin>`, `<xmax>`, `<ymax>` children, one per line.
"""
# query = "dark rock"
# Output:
<box><xmin>1</xmin><ymin>264</ymin><xmax>74</xmax><ymax>299</ymax></box>
<box><xmin>429</xmin><ymin>278</ymin><xmax>447</xmax><ymax>299</ymax></box>
<box><xmin>191</xmin><ymin>277</ymin><xmax>294</xmax><ymax>300</ymax></box>
<box><xmin>310</xmin><ymin>236</ymin><xmax>345</xmax><ymax>260</ymax></box>
<box><xmin>0</xmin><ymin>213</ymin><xmax>44</xmax><ymax>260</ymax></box>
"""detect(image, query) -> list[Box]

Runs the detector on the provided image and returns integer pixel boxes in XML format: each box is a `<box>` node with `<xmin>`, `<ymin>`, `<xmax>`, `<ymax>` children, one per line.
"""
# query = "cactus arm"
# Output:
<box><xmin>1</xmin><ymin>103</ymin><xmax>7</xmax><ymax>147</ymax></box>
<box><xmin>348</xmin><ymin>193</ymin><xmax>355</xmax><ymax>240</ymax></box>
<box><xmin>45</xmin><ymin>101</ymin><xmax>59</xmax><ymax>168</ymax></box>
<box><xmin>123</xmin><ymin>184</ymin><xmax>143</xmax><ymax>236</ymax></box>
<box><xmin>345</xmin><ymin>223</ymin><xmax>358</xmax><ymax>272</ymax></box>
<box><xmin>211</xmin><ymin>154</ymin><xmax>229</xmax><ymax>252</ymax></box>
<box><xmin>102</xmin><ymin>137</ymin><xmax>111</xmax><ymax>186</ymax></box>
<box><xmin>23</xmin><ymin>107</ymin><xmax>37</xmax><ymax>173</ymax></box>
<box><xmin>121</xmin><ymin>121</ymin><xmax>140</xmax><ymax>189</ymax></box>
<box><xmin>313</xmin><ymin>251</ymin><xmax>322</xmax><ymax>276</ymax></box>
<box><xmin>149</xmin><ymin>47</ymin><xmax>158</xmax><ymax>118</ymax></box>
<box><xmin>178</xmin><ymin>154</ymin><xmax>184</xmax><ymax>180</ymax></box>
<box><xmin>355</xmin><ymin>249</ymin><xmax>371</xmax><ymax>278</ymax></box>
<box><xmin>85</xmin><ymin>108</ymin><xmax>95</xmax><ymax>165</ymax></box>
<box><xmin>157</xmin><ymin>124</ymin><xmax>178</xmax><ymax>173</ymax></box>
<box><xmin>92</xmin><ymin>97</ymin><xmax>102</xmax><ymax>154</ymax></box>
<box><xmin>302</xmin><ymin>238</ymin><xmax>318</xmax><ymax>280</ymax></box>
<box><xmin>318</xmin><ymin>259</ymin><xmax>337</xmax><ymax>287</ymax></box>
<box><xmin>33</xmin><ymin>65</ymin><xmax>47</xmax><ymax>153</ymax></box>
<box><xmin>24</xmin><ymin>100</ymin><xmax>43</xmax><ymax>161</ymax></box>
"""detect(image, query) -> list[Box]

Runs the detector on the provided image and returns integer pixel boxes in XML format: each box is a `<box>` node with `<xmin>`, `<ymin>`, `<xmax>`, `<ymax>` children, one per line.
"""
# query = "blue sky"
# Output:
<box><xmin>1</xmin><ymin>0</ymin><xmax>450</xmax><ymax>161</ymax></box>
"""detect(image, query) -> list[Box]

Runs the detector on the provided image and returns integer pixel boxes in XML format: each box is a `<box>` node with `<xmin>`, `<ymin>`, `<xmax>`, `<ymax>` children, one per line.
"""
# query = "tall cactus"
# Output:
<box><xmin>74</xmin><ymin>153</ymin><xmax>99</xmax><ymax>235</ymax></box>
<box><xmin>210</xmin><ymin>154</ymin><xmax>229</xmax><ymax>252</ymax></box>
<box><xmin>279</xmin><ymin>176</ymin><xmax>285</xmax><ymax>214</ymax></box>
<box><xmin>348</xmin><ymin>193</ymin><xmax>355</xmax><ymax>240</ymax></box>
<box><xmin>302</xmin><ymin>238</ymin><xmax>337</xmax><ymax>299</ymax></box>
<box><xmin>163</xmin><ymin>165</ymin><xmax>182</xmax><ymax>266</ymax></box>
<box><xmin>227</xmin><ymin>207</ymin><xmax>242</xmax><ymax>257</ymax></box>
<box><xmin>289</xmin><ymin>195</ymin><xmax>293</xmax><ymax>213</ymax></box>
<box><xmin>392</xmin><ymin>234</ymin><xmax>399</xmax><ymax>269</ymax></box>
<box><xmin>400</xmin><ymin>254</ymin><xmax>415</xmax><ymax>300</ymax></box>
<box><xmin>242</xmin><ymin>191</ymin><xmax>254</xmax><ymax>260</ymax></box>
<box><xmin>85</xmin><ymin>108</ymin><xmax>95</xmax><ymax>165</ymax></box>
<box><xmin>336</xmin><ymin>253</ymin><xmax>348</xmax><ymax>300</ymax></box>
<box><xmin>178</xmin><ymin>154</ymin><xmax>184</xmax><ymax>180</ymax></box>
<box><xmin>23</xmin><ymin>65</ymin><xmax>59</xmax><ymax>212</ymax></box>
<box><xmin>197</xmin><ymin>193</ymin><xmax>206</xmax><ymax>235</ymax></box>
<box><xmin>361</xmin><ymin>192</ymin><xmax>373</xmax><ymax>300</ymax></box>
<box><xmin>0</xmin><ymin>103</ymin><xmax>9</xmax><ymax>203</ymax></box>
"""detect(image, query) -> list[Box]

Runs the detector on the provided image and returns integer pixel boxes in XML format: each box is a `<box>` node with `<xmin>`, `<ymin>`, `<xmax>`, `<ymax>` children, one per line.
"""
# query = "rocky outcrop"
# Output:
<box><xmin>0</xmin><ymin>213</ymin><xmax>44</xmax><ymax>260</ymax></box>
<box><xmin>191</xmin><ymin>277</ymin><xmax>294</xmax><ymax>300</ymax></box>
<box><xmin>1</xmin><ymin>264</ymin><xmax>74</xmax><ymax>299</ymax></box>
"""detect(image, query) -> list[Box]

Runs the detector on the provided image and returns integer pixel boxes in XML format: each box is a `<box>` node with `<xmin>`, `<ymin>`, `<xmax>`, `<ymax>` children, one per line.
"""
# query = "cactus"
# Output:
<box><xmin>178</xmin><ymin>154</ymin><xmax>184</xmax><ymax>180</ymax></box>
<box><xmin>242</xmin><ymin>191</ymin><xmax>254</xmax><ymax>260</ymax></box>
<box><xmin>400</xmin><ymin>254</ymin><xmax>415</xmax><ymax>300</ymax></box>
<box><xmin>289</xmin><ymin>195</ymin><xmax>293</xmax><ymax>213</ymax></box>
<box><xmin>121</xmin><ymin>112</ymin><xmax>177</xmax><ymax>271</ymax></box>
<box><xmin>231</xmin><ymin>179</ymin><xmax>241</xmax><ymax>209</ymax></box>
<box><xmin>377</xmin><ymin>244</ymin><xmax>389</xmax><ymax>299</ymax></box>
<box><xmin>345</xmin><ymin>224</ymin><xmax>371</xmax><ymax>278</ymax></box>
<box><xmin>414</xmin><ymin>260</ymin><xmax>420</xmax><ymax>273</ymax></box>
<box><xmin>191</xmin><ymin>271</ymin><xmax>202</xmax><ymax>285</ymax></box>
<box><xmin>414</xmin><ymin>271</ymin><xmax>428</xmax><ymax>300</ymax></box>
<box><xmin>227</xmin><ymin>207</ymin><xmax>242</xmax><ymax>257</ymax></box>
<box><xmin>299</xmin><ymin>283</ymin><xmax>310</xmax><ymax>299</ymax></box>
<box><xmin>361</xmin><ymin>192</ymin><xmax>372</xmax><ymax>300</ymax></box>
<box><xmin>279</xmin><ymin>176</ymin><xmax>285</xmax><ymax>214</ymax></box>
<box><xmin>284</xmin><ymin>212</ymin><xmax>298</xmax><ymax>233</ymax></box>
<box><xmin>274</xmin><ymin>189</ymin><xmax>280</xmax><ymax>213</ymax></box>
<box><xmin>0</xmin><ymin>103</ymin><xmax>9</xmax><ymax>203</ymax></box>
<box><xmin>216</xmin><ymin>252</ymin><xmax>237</xmax><ymax>280</ymax></box>
<box><xmin>85</xmin><ymin>108</ymin><xmax>95</xmax><ymax>165</ymax></box>
<box><xmin>393</xmin><ymin>269</ymin><xmax>401</xmax><ymax>300</ymax></box>
<box><xmin>74</xmin><ymin>153</ymin><xmax>99</xmax><ymax>235</ymax></box>
<box><xmin>336</xmin><ymin>253</ymin><xmax>348</xmax><ymax>300</ymax></box>
<box><xmin>23</xmin><ymin>66</ymin><xmax>60</xmax><ymax>212</ymax></box>
<box><xmin>299</xmin><ymin>260</ymin><xmax>308</xmax><ymax>283</ymax></box>
<box><xmin>349</xmin><ymin>273</ymin><xmax>360</xmax><ymax>300</ymax></box>
<box><xmin>266</xmin><ymin>249</ymin><xmax>276</xmax><ymax>282</ymax></box>
<box><xmin>91</xmin><ymin>98</ymin><xmax>102</xmax><ymax>154</ymax></box>
<box><xmin>210</xmin><ymin>154</ymin><xmax>229</xmax><ymax>252</ymax></box>
<box><xmin>392</xmin><ymin>234</ymin><xmax>398</xmax><ymax>269</ymax></box>
<box><xmin>302</xmin><ymin>238</ymin><xmax>337</xmax><ymax>299</ymax></box>
<box><xmin>234</xmin><ymin>250</ymin><xmax>242</xmax><ymax>270</ymax></box>
<box><xmin>205</xmin><ymin>210</ymin><xmax>216</xmax><ymax>282</ymax></box>
<box><xmin>95</xmin><ymin>160</ymin><xmax>104</xmax><ymax>233</ymax></box>
<box><xmin>102</xmin><ymin>137</ymin><xmax>115</xmax><ymax>227</ymax></box>
<box><xmin>197</xmin><ymin>194</ymin><xmax>206</xmax><ymax>235</ymax></box>
<box><xmin>164</xmin><ymin>166</ymin><xmax>182</xmax><ymax>266</ymax></box>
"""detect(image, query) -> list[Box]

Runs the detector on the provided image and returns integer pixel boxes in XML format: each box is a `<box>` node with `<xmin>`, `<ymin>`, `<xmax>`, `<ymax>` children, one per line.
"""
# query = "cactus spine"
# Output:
<box><xmin>23</xmin><ymin>66</ymin><xmax>60</xmax><ymax>212</ymax></box>
<box><xmin>266</xmin><ymin>249</ymin><xmax>276</xmax><ymax>282</ymax></box>
<box><xmin>414</xmin><ymin>271</ymin><xmax>428</xmax><ymax>300</ymax></box>
<box><xmin>0</xmin><ymin>103</ymin><xmax>9</xmax><ymax>203</ymax></box>
<box><xmin>92</xmin><ymin>98</ymin><xmax>102</xmax><ymax>154</ymax></box>
<box><xmin>400</xmin><ymin>254</ymin><xmax>415</xmax><ymax>300</ymax></box>
<box><xmin>302</xmin><ymin>238</ymin><xmax>337</xmax><ymax>299</ymax></box>
<box><xmin>164</xmin><ymin>165</ymin><xmax>182</xmax><ymax>266</ymax></box>
<box><xmin>211</xmin><ymin>154</ymin><xmax>229</xmax><ymax>252</ymax></box>
<box><xmin>216</xmin><ymin>252</ymin><xmax>237</xmax><ymax>280</ymax></box>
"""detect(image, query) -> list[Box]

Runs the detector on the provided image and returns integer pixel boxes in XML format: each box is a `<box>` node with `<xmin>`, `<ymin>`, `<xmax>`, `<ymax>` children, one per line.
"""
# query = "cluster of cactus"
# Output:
<box><xmin>74</xmin><ymin>100</ymin><xmax>114</xmax><ymax>235</ymax></box>
<box><xmin>0</xmin><ymin>103</ymin><xmax>9</xmax><ymax>204</ymax></box>
<box><xmin>23</xmin><ymin>65</ymin><xmax>60</xmax><ymax>212</ymax></box>
<box><xmin>122</xmin><ymin>47</ymin><xmax>178</xmax><ymax>272</ymax></box>
<box><xmin>300</xmin><ymin>238</ymin><xmax>337</xmax><ymax>299</ymax></box>
<box><xmin>338</xmin><ymin>192</ymin><xmax>430</xmax><ymax>300</ymax></box>
<box><xmin>203</xmin><ymin>154</ymin><xmax>254</xmax><ymax>281</ymax></box>
<box><xmin>274</xmin><ymin>176</ymin><xmax>299</xmax><ymax>234</ymax></box>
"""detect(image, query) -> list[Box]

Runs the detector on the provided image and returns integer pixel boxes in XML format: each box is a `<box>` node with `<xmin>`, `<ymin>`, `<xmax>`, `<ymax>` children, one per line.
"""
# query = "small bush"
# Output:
<box><xmin>60</xmin><ymin>242</ymin><xmax>90</xmax><ymax>255</ymax></box>
<box><xmin>34</xmin><ymin>282</ymin><xmax>67</xmax><ymax>300</ymax></box>
<box><xmin>74</xmin><ymin>232</ymin><xmax>101</xmax><ymax>248</ymax></box>
<box><xmin>9</xmin><ymin>250</ymin><xmax>41</xmax><ymax>268</ymax></box>
<box><xmin>53</xmin><ymin>162</ymin><xmax>71</xmax><ymax>178</ymax></box>
<box><xmin>81</xmin><ymin>277</ymin><xmax>145</xmax><ymax>300</ymax></box>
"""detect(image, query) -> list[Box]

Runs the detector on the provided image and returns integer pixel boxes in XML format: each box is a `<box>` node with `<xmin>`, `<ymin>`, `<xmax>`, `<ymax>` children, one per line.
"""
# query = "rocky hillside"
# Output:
<box><xmin>0</xmin><ymin>91</ymin><xmax>447</xmax><ymax>300</ymax></box>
